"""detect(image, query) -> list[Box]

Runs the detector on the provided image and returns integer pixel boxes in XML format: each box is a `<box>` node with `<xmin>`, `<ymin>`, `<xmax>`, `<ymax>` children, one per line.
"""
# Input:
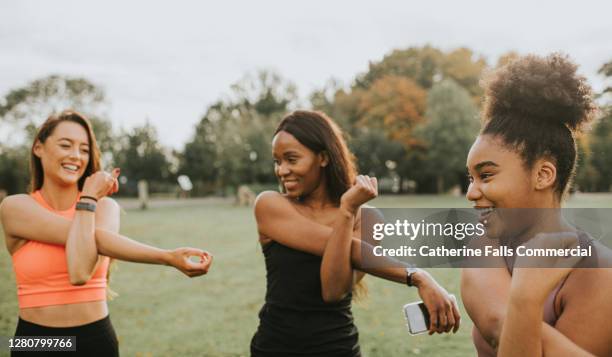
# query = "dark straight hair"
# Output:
<box><xmin>30</xmin><ymin>110</ymin><xmax>101</xmax><ymax>192</ymax></box>
<box><xmin>274</xmin><ymin>110</ymin><xmax>357</xmax><ymax>205</ymax></box>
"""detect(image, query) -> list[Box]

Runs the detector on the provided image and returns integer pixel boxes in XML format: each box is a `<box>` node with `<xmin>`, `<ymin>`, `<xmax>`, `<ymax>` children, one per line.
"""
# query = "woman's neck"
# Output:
<box><xmin>39</xmin><ymin>180</ymin><xmax>79</xmax><ymax>211</ymax></box>
<box><xmin>513</xmin><ymin>208</ymin><xmax>575</xmax><ymax>246</ymax></box>
<box><xmin>299</xmin><ymin>179</ymin><xmax>336</xmax><ymax>210</ymax></box>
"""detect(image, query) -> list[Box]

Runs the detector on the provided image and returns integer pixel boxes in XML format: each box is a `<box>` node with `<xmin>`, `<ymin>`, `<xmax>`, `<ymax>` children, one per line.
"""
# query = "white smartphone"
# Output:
<box><xmin>403</xmin><ymin>294</ymin><xmax>456</xmax><ymax>335</ymax></box>
<box><xmin>403</xmin><ymin>301</ymin><xmax>430</xmax><ymax>335</ymax></box>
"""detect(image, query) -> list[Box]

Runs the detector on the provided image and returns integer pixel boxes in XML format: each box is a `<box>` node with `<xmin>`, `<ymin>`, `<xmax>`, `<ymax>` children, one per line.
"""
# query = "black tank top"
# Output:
<box><xmin>250</xmin><ymin>241</ymin><xmax>361</xmax><ymax>357</ymax></box>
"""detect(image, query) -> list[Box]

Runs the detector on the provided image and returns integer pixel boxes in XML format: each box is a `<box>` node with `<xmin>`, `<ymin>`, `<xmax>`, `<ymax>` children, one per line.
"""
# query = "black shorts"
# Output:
<box><xmin>11</xmin><ymin>315</ymin><xmax>119</xmax><ymax>356</ymax></box>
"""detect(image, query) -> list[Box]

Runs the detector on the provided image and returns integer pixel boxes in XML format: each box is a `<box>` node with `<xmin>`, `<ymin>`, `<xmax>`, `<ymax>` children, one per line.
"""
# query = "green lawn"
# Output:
<box><xmin>1</xmin><ymin>193</ymin><xmax>610</xmax><ymax>356</ymax></box>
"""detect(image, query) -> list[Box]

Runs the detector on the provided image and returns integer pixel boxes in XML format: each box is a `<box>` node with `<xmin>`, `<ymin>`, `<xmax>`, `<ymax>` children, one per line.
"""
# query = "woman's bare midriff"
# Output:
<box><xmin>19</xmin><ymin>301</ymin><xmax>108</xmax><ymax>327</ymax></box>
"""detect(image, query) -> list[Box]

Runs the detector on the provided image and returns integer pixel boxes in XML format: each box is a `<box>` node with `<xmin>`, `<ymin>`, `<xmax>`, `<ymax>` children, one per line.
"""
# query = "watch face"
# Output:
<box><xmin>407</xmin><ymin>267</ymin><xmax>418</xmax><ymax>274</ymax></box>
<box><xmin>406</xmin><ymin>267</ymin><xmax>418</xmax><ymax>287</ymax></box>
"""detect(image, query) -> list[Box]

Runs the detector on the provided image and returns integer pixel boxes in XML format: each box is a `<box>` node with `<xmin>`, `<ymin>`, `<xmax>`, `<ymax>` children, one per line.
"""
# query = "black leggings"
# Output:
<box><xmin>11</xmin><ymin>315</ymin><xmax>118</xmax><ymax>356</ymax></box>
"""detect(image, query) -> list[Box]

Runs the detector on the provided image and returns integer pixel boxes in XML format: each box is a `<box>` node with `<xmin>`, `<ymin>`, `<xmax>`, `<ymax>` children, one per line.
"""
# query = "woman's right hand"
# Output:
<box><xmin>82</xmin><ymin>168</ymin><xmax>120</xmax><ymax>200</ymax></box>
<box><xmin>414</xmin><ymin>270</ymin><xmax>461</xmax><ymax>334</ymax></box>
<box><xmin>340</xmin><ymin>175</ymin><xmax>378</xmax><ymax>215</ymax></box>
<box><xmin>166</xmin><ymin>248</ymin><xmax>213</xmax><ymax>277</ymax></box>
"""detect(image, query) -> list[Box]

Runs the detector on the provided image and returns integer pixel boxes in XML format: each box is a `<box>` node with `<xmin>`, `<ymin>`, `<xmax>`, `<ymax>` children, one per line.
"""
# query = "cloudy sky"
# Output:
<box><xmin>1</xmin><ymin>0</ymin><xmax>611</xmax><ymax>148</ymax></box>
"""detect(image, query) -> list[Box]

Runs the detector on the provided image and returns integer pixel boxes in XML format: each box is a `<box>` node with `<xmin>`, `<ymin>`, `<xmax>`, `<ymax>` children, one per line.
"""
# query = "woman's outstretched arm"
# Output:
<box><xmin>256</xmin><ymin>190</ymin><xmax>460</xmax><ymax>333</ymax></box>
<box><xmin>0</xmin><ymin>194</ymin><xmax>212</xmax><ymax>277</ymax></box>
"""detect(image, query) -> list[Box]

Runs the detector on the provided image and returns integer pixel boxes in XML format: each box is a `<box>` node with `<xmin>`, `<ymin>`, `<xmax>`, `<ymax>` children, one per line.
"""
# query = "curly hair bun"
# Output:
<box><xmin>482</xmin><ymin>53</ymin><xmax>596</xmax><ymax>132</ymax></box>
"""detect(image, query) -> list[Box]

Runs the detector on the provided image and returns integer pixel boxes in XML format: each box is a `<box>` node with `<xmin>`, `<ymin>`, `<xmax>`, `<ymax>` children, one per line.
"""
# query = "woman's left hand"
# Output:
<box><xmin>167</xmin><ymin>248</ymin><xmax>213</xmax><ymax>277</ymax></box>
<box><xmin>414</xmin><ymin>270</ymin><xmax>461</xmax><ymax>334</ymax></box>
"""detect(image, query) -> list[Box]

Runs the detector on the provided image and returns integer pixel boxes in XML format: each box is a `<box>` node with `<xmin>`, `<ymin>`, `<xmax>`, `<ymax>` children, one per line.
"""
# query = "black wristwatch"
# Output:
<box><xmin>76</xmin><ymin>201</ymin><xmax>97</xmax><ymax>212</ymax></box>
<box><xmin>405</xmin><ymin>265</ymin><xmax>419</xmax><ymax>287</ymax></box>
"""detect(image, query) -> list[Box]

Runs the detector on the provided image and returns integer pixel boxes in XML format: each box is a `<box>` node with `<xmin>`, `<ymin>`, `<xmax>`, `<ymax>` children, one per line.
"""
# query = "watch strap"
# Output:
<box><xmin>405</xmin><ymin>266</ymin><xmax>418</xmax><ymax>287</ymax></box>
<box><xmin>76</xmin><ymin>201</ymin><xmax>97</xmax><ymax>212</ymax></box>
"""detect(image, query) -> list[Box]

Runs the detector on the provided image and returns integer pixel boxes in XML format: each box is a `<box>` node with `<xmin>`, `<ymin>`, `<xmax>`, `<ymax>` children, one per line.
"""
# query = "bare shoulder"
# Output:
<box><xmin>565</xmin><ymin>268</ymin><xmax>612</xmax><ymax>291</ymax></box>
<box><xmin>254</xmin><ymin>190</ymin><xmax>284</xmax><ymax>206</ymax></box>
<box><xmin>254</xmin><ymin>191</ymin><xmax>292</xmax><ymax>215</ymax></box>
<box><xmin>0</xmin><ymin>194</ymin><xmax>33</xmax><ymax>216</ymax></box>
<box><xmin>561</xmin><ymin>268</ymin><xmax>612</xmax><ymax>308</ymax></box>
<box><xmin>0</xmin><ymin>195</ymin><xmax>33</xmax><ymax>247</ymax></box>
<box><xmin>253</xmin><ymin>191</ymin><xmax>290</xmax><ymax>244</ymax></box>
<box><xmin>1</xmin><ymin>194</ymin><xmax>32</xmax><ymax>207</ymax></box>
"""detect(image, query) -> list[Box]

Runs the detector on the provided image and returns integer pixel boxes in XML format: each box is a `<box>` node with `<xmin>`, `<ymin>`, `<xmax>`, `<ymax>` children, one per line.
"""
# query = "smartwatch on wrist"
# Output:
<box><xmin>405</xmin><ymin>265</ymin><xmax>419</xmax><ymax>287</ymax></box>
<box><xmin>76</xmin><ymin>201</ymin><xmax>97</xmax><ymax>212</ymax></box>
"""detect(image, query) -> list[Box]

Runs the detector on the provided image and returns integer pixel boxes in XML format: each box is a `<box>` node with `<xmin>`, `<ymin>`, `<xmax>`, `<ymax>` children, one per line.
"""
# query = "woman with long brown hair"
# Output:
<box><xmin>0</xmin><ymin>110</ymin><xmax>213</xmax><ymax>356</ymax></box>
<box><xmin>250</xmin><ymin>110</ymin><xmax>459</xmax><ymax>356</ymax></box>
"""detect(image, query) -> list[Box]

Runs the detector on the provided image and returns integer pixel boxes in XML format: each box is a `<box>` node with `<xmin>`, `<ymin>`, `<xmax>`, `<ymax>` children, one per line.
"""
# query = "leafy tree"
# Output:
<box><xmin>0</xmin><ymin>75</ymin><xmax>115</xmax><ymax>160</ymax></box>
<box><xmin>587</xmin><ymin>109</ymin><xmax>612</xmax><ymax>191</ymax></box>
<box><xmin>356</xmin><ymin>45</ymin><xmax>443</xmax><ymax>90</ymax></box>
<box><xmin>496</xmin><ymin>51</ymin><xmax>520</xmax><ymax>68</ymax></box>
<box><xmin>114</xmin><ymin>121</ymin><xmax>171</xmax><ymax>192</ymax></box>
<box><xmin>417</xmin><ymin>79</ymin><xmax>480</xmax><ymax>192</ymax></box>
<box><xmin>599</xmin><ymin>60</ymin><xmax>612</xmax><ymax>94</ymax></box>
<box><xmin>356</xmin><ymin>75</ymin><xmax>427</xmax><ymax>149</ymax></box>
<box><xmin>0</xmin><ymin>75</ymin><xmax>110</xmax><ymax>145</ymax></box>
<box><xmin>575</xmin><ymin>59</ymin><xmax>612</xmax><ymax>192</ymax></box>
<box><xmin>180</xmin><ymin>70</ymin><xmax>296</xmax><ymax>194</ymax></box>
<box><xmin>440</xmin><ymin>47</ymin><xmax>487</xmax><ymax>100</ymax></box>
<box><xmin>0</xmin><ymin>75</ymin><xmax>115</xmax><ymax>193</ymax></box>
<box><xmin>350</xmin><ymin>129</ymin><xmax>406</xmax><ymax>177</ymax></box>
<box><xmin>314</xmin><ymin>46</ymin><xmax>487</xmax><ymax>193</ymax></box>
<box><xmin>355</xmin><ymin>45</ymin><xmax>487</xmax><ymax>99</ymax></box>
<box><xmin>0</xmin><ymin>145</ymin><xmax>30</xmax><ymax>194</ymax></box>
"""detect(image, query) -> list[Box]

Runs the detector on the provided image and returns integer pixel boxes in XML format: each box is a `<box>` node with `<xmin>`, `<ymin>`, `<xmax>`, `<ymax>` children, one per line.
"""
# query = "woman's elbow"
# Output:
<box><xmin>68</xmin><ymin>269</ymin><xmax>91</xmax><ymax>286</ymax></box>
<box><xmin>322</xmin><ymin>292</ymin><xmax>345</xmax><ymax>303</ymax></box>
<box><xmin>480</xmin><ymin>313</ymin><xmax>505</xmax><ymax>349</ymax></box>
<box><xmin>69</xmin><ymin>277</ymin><xmax>88</xmax><ymax>286</ymax></box>
<box><xmin>321</xmin><ymin>286</ymin><xmax>347</xmax><ymax>303</ymax></box>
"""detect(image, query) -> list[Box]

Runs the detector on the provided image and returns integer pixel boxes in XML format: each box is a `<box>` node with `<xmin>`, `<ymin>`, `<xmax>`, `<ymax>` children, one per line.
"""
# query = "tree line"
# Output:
<box><xmin>1</xmin><ymin>46</ymin><xmax>610</xmax><ymax>196</ymax></box>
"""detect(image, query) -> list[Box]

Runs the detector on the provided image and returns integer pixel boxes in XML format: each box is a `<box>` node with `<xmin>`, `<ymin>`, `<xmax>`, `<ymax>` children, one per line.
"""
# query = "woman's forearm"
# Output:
<box><xmin>2</xmin><ymin>197</ymin><xmax>171</xmax><ymax>265</ymax></box>
<box><xmin>498</xmin><ymin>294</ymin><xmax>545</xmax><ymax>357</ymax></box>
<box><xmin>94</xmin><ymin>228</ymin><xmax>170</xmax><ymax>265</ymax></box>
<box><xmin>462</xmin><ymin>269</ymin><xmax>593</xmax><ymax>356</ymax></box>
<box><xmin>320</xmin><ymin>208</ymin><xmax>355</xmax><ymax>302</ymax></box>
<box><xmin>66</xmin><ymin>210</ymin><xmax>99</xmax><ymax>285</ymax></box>
<box><xmin>348</xmin><ymin>238</ymin><xmax>407</xmax><ymax>283</ymax></box>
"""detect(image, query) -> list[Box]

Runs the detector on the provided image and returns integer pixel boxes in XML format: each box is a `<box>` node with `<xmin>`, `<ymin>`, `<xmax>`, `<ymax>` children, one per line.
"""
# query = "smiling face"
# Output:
<box><xmin>272</xmin><ymin>130</ymin><xmax>328</xmax><ymax>200</ymax></box>
<box><xmin>466</xmin><ymin>134</ymin><xmax>546</xmax><ymax>239</ymax></box>
<box><xmin>466</xmin><ymin>134</ymin><xmax>538</xmax><ymax>209</ymax></box>
<box><xmin>33</xmin><ymin>121</ymin><xmax>91</xmax><ymax>188</ymax></box>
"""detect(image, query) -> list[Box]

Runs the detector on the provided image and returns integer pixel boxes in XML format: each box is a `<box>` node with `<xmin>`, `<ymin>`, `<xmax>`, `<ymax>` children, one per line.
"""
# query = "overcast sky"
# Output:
<box><xmin>1</xmin><ymin>0</ymin><xmax>611</xmax><ymax>148</ymax></box>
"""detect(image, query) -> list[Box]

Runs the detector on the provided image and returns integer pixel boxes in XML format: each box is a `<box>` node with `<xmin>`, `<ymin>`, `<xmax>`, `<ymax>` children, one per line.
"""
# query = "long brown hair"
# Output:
<box><xmin>30</xmin><ymin>110</ymin><xmax>101</xmax><ymax>192</ymax></box>
<box><xmin>30</xmin><ymin>110</ymin><xmax>116</xmax><ymax>298</ymax></box>
<box><xmin>275</xmin><ymin>110</ymin><xmax>367</xmax><ymax>298</ymax></box>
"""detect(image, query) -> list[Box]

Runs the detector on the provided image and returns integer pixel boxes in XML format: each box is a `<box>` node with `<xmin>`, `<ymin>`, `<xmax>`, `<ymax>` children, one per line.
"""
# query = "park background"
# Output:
<box><xmin>1</xmin><ymin>1</ymin><xmax>611</xmax><ymax>356</ymax></box>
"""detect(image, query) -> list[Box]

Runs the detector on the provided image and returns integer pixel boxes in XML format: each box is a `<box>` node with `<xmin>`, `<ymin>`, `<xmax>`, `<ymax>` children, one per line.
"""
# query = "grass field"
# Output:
<box><xmin>1</xmin><ymin>193</ymin><xmax>610</xmax><ymax>356</ymax></box>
